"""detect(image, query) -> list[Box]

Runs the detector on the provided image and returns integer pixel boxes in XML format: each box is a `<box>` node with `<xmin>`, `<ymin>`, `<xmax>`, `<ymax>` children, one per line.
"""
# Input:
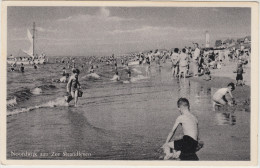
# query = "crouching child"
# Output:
<box><xmin>162</xmin><ymin>98</ymin><xmax>203</xmax><ymax>160</ymax></box>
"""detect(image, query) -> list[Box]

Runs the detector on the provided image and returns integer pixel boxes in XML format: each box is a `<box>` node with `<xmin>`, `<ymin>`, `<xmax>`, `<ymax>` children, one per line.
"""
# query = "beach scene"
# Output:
<box><xmin>6</xmin><ymin>6</ymin><xmax>251</xmax><ymax>161</ymax></box>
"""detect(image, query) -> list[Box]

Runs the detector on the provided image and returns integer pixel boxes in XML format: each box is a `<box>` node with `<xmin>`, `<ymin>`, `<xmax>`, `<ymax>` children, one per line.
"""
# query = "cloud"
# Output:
<box><xmin>57</xmin><ymin>7</ymin><xmax>135</xmax><ymax>23</ymax></box>
<box><xmin>109</xmin><ymin>26</ymin><xmax>203</xmax><ymax>35</ymax></box>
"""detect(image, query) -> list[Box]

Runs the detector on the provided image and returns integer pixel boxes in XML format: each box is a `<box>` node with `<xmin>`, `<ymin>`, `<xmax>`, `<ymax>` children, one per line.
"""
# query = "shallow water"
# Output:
<box><xmin>7</xmin><ymin>59</ymin><xmax>250</xmax><ymax>160</ymax></box>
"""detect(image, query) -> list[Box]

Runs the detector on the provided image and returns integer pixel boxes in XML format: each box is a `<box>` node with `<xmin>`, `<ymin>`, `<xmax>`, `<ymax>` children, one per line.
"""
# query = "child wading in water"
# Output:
<box><xmin>212</xmin><ymin>82</ymin><xmax>235</xmax><ymax>111</ymax></box>
<box><xmin>163</xmin><ymin>98</ymin><xmax>202</xmax><ymax>160</ymax></box>
<box><xmin>66</xmin><ymin>68</ymin><xmax>81</xmax><ymax>107</ymax></box>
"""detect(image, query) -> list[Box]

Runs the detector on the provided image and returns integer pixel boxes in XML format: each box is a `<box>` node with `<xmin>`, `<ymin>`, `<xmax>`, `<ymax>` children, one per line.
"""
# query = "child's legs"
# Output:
<box><xmin>163</xmin><ymin>141</ymin><xmax>174</xmax><ymax>154</ymax></box>
<box><xmin>71</xmin><ymin>91</ymin><xmax>75</xmax><ymax>98</ymax></box>
<box><xmin>171</xmin><ymin>66</ymin><xmax>175</xmax><ymax>75</ymax></box>
<box><xmin>74</xmin><ymin>90</ymin><xmax>78</xmax><ymax>105</ymax></box>
<box><xmin>174</xmin><ymin>67</ymin><xmax>178</xmax><ymax>75</ymax></box>
<box><xmin>213</xmin><ymin>97</ymin><xmax>226</xmax><ymax>106</ymax></box>
<box><xmin>183</xmin><ymin>67</ymin><xmax>187</xmax><ymax>78</ymax></box>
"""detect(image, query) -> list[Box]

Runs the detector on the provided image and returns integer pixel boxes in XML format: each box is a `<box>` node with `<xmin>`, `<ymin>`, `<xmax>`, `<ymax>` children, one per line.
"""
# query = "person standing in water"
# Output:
<box><xmin>146</xmin><ymin>58</ymin><xmax>151</xmax><ymax>76</ymax></box>
<box><xmin>178</xmin><ymin>48</ymin><xmax>189</xmax><ymax>80</ymax></box>
<box><xmin>125</xmin><ymin>63</ymin><xmax>131</xmax><ymax>78</ymax></box>
<box><xmin>20</xmin><ymin>63</ymin><xmax>25</xmax><ymax>73</ymax></box>
<box><xmin>162</xmin><ymin>98</ymin><xmax>200</xmax><ymax>160</ymax></box>
<box><xmin>171</xmin><ymin>48</ymin><xmax>180</xmax><ymax>77</ymax></box>
<box><xmin>236</xmin><ymin>63</ymin><xmax>244</xmax><ymax>86</ymax></box>
<box><xmin>67</xmin><ymin>69</ymin><xmax>81</xmax><ymax>107</ymax></box>
<box><xmin>192</xmin><ymin>43</ymin><xmax>200</xmax><ymax>77</ymax></box>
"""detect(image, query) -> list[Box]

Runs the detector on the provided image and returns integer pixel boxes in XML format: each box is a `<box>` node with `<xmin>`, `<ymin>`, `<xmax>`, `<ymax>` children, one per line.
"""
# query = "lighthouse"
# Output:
<box><xmin>205</xmin><ymin>31</ymin><xmax>210</xmax><ymax>48</ymax></box>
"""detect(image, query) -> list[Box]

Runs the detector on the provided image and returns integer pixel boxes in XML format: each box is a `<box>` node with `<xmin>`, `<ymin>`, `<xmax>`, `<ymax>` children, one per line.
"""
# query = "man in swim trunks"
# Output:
<box><xmin>212</xmin><ymin>82</ymin><xmax>235</xmax><ymax>111</ymax></box>
<box><xmin>67</xmin><ymin>69</ymin><xmax>81</xmax><ymax>107</ymax></box>
<box><xmin>171</xmin><ymin>48</ymin><xmax>180</xmax><ymax>77</ymax></box>
<box><xmin>163</xmin><ymin>98</ymin><xmax>200</xmax><ymax>160</ymax></box>
<box><xmin>178</xmin><ymin>48</ymin><xmax>189</xmax><ymax>79</ymax></box>
<box><xmin>192</xmin><ymin>43</ymin><xmax>200</xmax><ymax>77</ymax></box>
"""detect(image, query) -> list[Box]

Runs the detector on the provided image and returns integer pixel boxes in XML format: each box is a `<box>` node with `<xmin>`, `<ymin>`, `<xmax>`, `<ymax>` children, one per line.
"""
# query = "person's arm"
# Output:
<box><xmin>228</xmin><ymin>89</ymin><xmax>233</xmax><ymax>99</ymax></box>
<box><xmin>165</xmin><ymin>116</ymin><xmax>181</xmax><ymax>143</ymax></box>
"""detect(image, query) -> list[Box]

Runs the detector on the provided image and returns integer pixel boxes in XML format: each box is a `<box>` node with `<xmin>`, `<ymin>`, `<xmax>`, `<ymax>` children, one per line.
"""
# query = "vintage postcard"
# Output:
<box><xmin>0</xmin><ymin>1</ymin><xmax>258</xmax><ymax>166</ymax></box>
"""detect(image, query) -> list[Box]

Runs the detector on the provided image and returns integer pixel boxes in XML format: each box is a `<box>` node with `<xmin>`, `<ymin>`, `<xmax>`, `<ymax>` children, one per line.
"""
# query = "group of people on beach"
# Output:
<box><xmin>8</xmin><ymin>40</ymin><xmax>250</xmax><ymax>160</ymax></box>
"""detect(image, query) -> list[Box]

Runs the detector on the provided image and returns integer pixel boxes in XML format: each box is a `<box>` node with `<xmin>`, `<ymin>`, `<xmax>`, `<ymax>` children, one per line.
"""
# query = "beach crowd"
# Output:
<box><xmin>8</xmin><ymin>41</ymin><xmax>251</xmax><ymax>161</ymax></box>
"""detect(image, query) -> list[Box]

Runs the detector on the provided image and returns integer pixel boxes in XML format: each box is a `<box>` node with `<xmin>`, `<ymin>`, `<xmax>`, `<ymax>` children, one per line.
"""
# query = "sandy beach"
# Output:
<box><xmin>7</xmin><ymin>59</ymin><xmax>250</xmax><ymax>160</ymax></box>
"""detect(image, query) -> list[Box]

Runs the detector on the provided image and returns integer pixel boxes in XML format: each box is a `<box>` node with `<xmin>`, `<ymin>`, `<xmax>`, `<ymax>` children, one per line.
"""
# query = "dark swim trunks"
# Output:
<box><xmin>236</xmin><ymin>74</ymin><xmax>243</xmax><ymax>80</ymax></box>
<box><xmin>174</xmin><ymin>135</ymin><xmax>199</xmax><ymax>160</ymax></box>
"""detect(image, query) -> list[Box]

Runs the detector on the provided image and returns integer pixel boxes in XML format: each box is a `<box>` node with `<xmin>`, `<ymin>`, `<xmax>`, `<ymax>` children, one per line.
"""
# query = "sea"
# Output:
<box><xmin>6</xmin><ymin>57</ymin><xmax>250</xmax><ymax>160</ymax></box>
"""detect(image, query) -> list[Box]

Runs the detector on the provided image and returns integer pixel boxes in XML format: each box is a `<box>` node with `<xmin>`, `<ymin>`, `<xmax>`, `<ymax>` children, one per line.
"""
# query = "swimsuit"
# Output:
<box><xmin>174</xmin><ymin>135</ymin><xmax>199</xmax><ymax>160</ymax></box>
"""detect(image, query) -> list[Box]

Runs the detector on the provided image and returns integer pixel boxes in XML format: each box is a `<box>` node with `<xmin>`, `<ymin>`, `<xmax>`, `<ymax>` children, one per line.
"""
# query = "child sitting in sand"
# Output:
<box><xmin>212</xmin><ymin>82</ymin><xmax>235</xmax><ymax>111</ymax></box>
<box><xmin>162</xmin><ymin>98</ymin><xmax>202</xmax><ymax>160</ymax></box>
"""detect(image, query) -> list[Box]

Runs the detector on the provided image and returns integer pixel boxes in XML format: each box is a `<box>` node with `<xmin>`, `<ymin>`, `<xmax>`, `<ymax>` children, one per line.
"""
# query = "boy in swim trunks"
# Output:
<box><xmin>212</xmin><ymin>82</ymin><xmax>235</xmax><ymax>111</ymax></box>
<box><xmin>66</xmin><ymin>69</ymin><xmax>81</xmax><ymax>106</ymax></box>
<box><xmin>236</xmin><ymin>63</ymin><xmax>244</xmax><ymax>86</ymax></box>
<box><xmin>163</xmin><ymin>98</ymin><xmax>200</xmax><ymax>160</ymax></box>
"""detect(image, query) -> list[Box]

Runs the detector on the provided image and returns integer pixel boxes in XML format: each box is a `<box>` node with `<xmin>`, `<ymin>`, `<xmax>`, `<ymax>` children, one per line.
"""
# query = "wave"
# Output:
<box><xmin>123</xmin><ymin>80</ymin><xmax>130</xmax><ymax>84</ymax></box>
<box><xmin>132</xmin><ymin>68</ymin><xmax>142</xmax><ymax>74</ymax></box>
<box><xmin>7</xmin><ymin>85</ymin><xmax>57</xmax><ymax>103</ymax></box>
<box><xmin>37</xmin><ymin>84</ymin><xmax>56</xmax><ymax>90</ymax></box>
<box><xmin>110</xmin><ymin>75</ymin><xmax>120</xmax><ymax>81</ymax></box>
<box><xmin>7</xmin><ymin>97</ymin><xmax>69</xmax><ymax>116</ymax></box>
<box><xmin>7</xmin><ymin>97</ymin><xmax>17</xmax><ymax>107</ymax></box>
<box><xmin>9</xmin><ymin>88</ymin><xmax>32</xmax><ymax>103</ymax></box>
<box><xmin>82</xmin><ymin>73</ymin><xmax>101</xmax><ymax>79</ymax></box>
<box><xmin>31</xmin><ymin>87</ymin><xmax>43</xmax><ymax>95</ymax></box>
<box><xmin>130</xmin><ymin>75</ymin><xmax>149</xmax><ymax>83</ymax></box>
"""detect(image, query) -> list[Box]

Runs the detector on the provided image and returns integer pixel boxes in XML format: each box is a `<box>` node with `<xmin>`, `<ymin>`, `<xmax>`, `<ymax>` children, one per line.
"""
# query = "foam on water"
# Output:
<box><xmin>7</xmin><ymin>97</ymin><xmax>17</xmax><ymax>107</ymax></box>
<box><xmin>31</xmin><ymin>87</ymin><xmax>43</xmax><ymax>95</ymax></box>
<box><xmin>110</xmin><ymin>75</ymin><xmax>120</xmax><ymax>81</ymax></box>
<box><xmin>7</xmin><ymin>97</ymin><xmax>69</xmax><ymax>116</ymax></box>
<box><xmin>82</xmin><ymin>73</ymin><xmax>101</xmax><ymax>79</ymax></box>
<box><xmin>130</xmin><ymin>75</ymin><xmax>149</xmax><ymax>83</ymax></box>
<box><xmin>132</xmin><ymin>68</ymin><xmax>142</xmax><ymax>74</ymax></box>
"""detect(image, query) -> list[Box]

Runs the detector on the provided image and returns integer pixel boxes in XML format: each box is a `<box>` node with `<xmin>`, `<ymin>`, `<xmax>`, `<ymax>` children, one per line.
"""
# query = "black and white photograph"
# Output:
<box><xmin>1</xmin><ymin>1</ymin><xmax>258</xmax><ymax>165</ymax></box>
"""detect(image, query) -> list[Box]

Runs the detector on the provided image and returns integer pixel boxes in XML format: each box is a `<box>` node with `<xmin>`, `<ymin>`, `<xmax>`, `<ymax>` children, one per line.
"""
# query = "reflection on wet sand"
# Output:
<box><xmin>215</xmin><ymin>111</ymin><xmax>236</xmax><ymax>126</ymax></box>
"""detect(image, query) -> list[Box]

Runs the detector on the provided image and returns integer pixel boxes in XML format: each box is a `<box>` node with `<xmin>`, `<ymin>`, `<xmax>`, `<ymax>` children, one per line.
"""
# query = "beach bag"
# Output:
<box><xmin>78</xmin><ymin>89</ymin><xmax>83</xmax><ymax>97</ymax></box>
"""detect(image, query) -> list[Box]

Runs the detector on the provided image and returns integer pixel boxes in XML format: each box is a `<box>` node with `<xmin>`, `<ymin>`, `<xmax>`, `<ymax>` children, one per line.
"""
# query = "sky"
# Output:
<box><xmin>7</xmin><ymin>7</ymin><xmax>251</xmax><ymax>56</ymax></box>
